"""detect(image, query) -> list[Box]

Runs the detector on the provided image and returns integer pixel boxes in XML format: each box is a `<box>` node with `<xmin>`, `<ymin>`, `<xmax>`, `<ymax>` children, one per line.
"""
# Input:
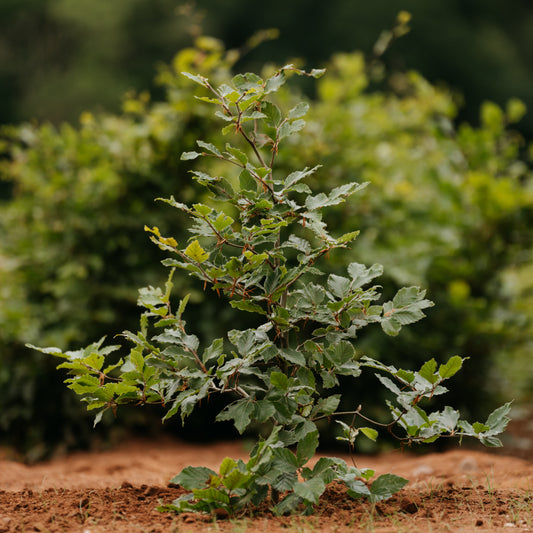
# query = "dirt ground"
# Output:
<box><xmin>1</xmin><ymin>436</ymin><xmax>533</xmax><ymax>533</ymax></box>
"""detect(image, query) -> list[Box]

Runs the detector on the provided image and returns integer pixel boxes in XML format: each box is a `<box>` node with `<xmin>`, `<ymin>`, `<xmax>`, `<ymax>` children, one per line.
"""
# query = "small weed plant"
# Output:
<box><xmin>30</xmin><ymin>65</ymin><xmax>510</xmax><ymax>516</ymax></box>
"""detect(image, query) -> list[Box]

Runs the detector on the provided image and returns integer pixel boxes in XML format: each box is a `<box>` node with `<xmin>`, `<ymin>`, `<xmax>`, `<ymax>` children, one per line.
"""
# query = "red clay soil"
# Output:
<box><xmin>1</xmin><ymin>437</ymin><xmax>532</xmax><ymax>533</ymax></box>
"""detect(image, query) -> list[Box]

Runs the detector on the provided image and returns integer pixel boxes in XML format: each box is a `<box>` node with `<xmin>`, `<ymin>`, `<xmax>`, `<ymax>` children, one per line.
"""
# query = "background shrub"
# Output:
<box><xmin>1</xmin><ymin>38</ymin><xmax>531</xmax><ymax>459</ymax></box>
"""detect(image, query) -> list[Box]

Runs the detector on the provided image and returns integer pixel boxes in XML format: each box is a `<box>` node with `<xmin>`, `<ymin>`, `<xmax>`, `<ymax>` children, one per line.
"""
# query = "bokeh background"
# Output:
<box><xmin>1</xmin><ymin>0</ymin><xmax>532</xmax><ymax>461</ymax></box>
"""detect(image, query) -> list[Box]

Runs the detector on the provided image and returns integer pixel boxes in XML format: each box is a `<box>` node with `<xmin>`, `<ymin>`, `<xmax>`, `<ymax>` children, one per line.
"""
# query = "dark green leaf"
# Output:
<box><xmin>293</xmin><ymin>476</ymin><xmax>325</xmax><ymax>504</ymax></box>
<box><xmin>239</xmin><ymin>169</ymin><xmax>257</xmax><ymax>192</ymax></box>
<box><xmin>279</xmin><ymin>348</ymin><xmax>306</xmax><ymax>366</ymax></box>
<box><xmin>369</xmin><ymin>474</ymin><xmax>408</xmax><ymax>502</ymax></box>
<box><xmin>170</xmin><ymin>466</ymin><xmax>216</xmax><ymax>490</ymax></box>
<box><xmin>270</xmin><ymin>371</ymin><xmax>289</xmax><ymax>391</ymax></box>
<box><xmin>296</xmin><ymin>430</ymin><xmax>319</xmax><ymax>465</ymax></box>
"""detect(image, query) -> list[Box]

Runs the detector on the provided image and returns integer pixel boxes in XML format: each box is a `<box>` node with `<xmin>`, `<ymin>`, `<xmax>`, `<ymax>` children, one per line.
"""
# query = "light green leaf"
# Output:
<box><xmin>347</xmin><ymin>263</ymin><xmax>383</xmax><ymax>288</ymax></box>
<box><xmin>265</xmin><ymin>71</ymin><xmax>287</xmax><ymax>94</ymax></box>
<box><xmin>418</xmin><ymin>359</ymin><xmax>438</xmax><ymax>384</ymax></box>
<box><xmin>213</xmin><ymin>212</ymin><xmax>234</xmax><ymax>232</ymax></box>
<box><xmin>284</xmin><ymin>166</ymin><xmax>321</xmax><ymax>190</ymax></box>
<box><xmin>288</xmin><ymin>102</ymin><xmax>309</xmax><ymax>120</ymax></box>
<box><xmin>184</xmin><ymin>240</ymin><xmax>209</xmax><ymax>263</ymax></box>
<box><xmin>279</xmin><ymin>119</ymin><xmax>306</xmax><ymax>140</ymax></box>
<box><xmin>193</xmin><ymin>203</ymin><xmax>212</xmax><ymax>216</ymax></box>
<box><xmin>439</xmin><ymin>356</ymin><xmax>463</xmax><ymax>379</ymax></box>
<box><xmin>197</xmin><ymin>140</ymin><xmax>221</xmax><ymax>157</ymax></box>
<box><xmin>310</xmin><ymin>68</ymin><xmax>326</xmax><ymax>78</ymax></box>
<box><xmin>485</xmin><ymin>402</ymin><xmax>512</xmax><ymax>434</ymax></box>
<box><xmin>327</xmin><ymin>274</ymin><xmax>351</xmax><ymax>298</ymax></box>
<box><xmin>336</xmin><ymin>231</ymin><xmax>360</xmax><ymax>245</ymax></box>
<box><xmin>225</xmin><ymin>144</ymin><xmax>248</xmax><ymax>165</ymax></box>
<box><xmin>181</xmin><ymin>71</ymin><xmax>208</xmax><ymax>86</ymax></box>
<box><xmin>218</xmin><ymin>457</ymin><xmax>238</xmax><ymax>477</ymax></box>
<box><xmin>181</xmin><ymin>151</ymin><xmax>201</xmax><ymax>160</ymax></box>
<box><xmin>360</xmin><ymin>427</ymin><xmax>378</xmax><ymax>441</ymax></box>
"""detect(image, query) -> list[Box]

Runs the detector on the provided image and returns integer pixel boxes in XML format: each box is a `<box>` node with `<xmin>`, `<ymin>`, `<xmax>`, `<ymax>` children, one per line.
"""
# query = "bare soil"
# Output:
<box><xmin>1</xmin><ymin>437</ymin><xmax>532</xmax><ymax>533</ymax></box>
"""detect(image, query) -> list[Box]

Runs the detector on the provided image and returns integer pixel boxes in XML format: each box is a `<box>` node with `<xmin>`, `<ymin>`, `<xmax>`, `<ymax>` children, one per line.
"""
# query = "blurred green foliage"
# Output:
<box><xmin>280</xmin><ymin>54</ymin><xmax>533</xmax><ymax>426</ymax></box>
<box><xmin>1</xmin><ymin>37</ymin><xmax>532</xmax><ymax>459</ymax></box>
<box><xmin>1</xmin><ymin>0</ymin><xmax>533</xmax><ymax>140</ymax></box>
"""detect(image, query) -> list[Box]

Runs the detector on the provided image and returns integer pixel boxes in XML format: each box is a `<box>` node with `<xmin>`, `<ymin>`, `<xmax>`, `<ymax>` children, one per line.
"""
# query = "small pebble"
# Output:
<box><xmin>459</xmin><ymin>456</ymin><xmax>479</xmax><ymax>472</ymax></box>
<box><xmin>412</xmin><ymin>464</ymin><xmax>434</xmax><ymax>477</ymax></box>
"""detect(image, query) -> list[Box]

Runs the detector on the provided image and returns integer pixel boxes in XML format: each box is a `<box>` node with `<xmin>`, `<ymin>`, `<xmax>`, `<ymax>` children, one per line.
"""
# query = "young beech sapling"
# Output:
<box><xmin>30</xmin><ymin>65</ymin><xmax>510</xmax><ymax>516</ymax></box>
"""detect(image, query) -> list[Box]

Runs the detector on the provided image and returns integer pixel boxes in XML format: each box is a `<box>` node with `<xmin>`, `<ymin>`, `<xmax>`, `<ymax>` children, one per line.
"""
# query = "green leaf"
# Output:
<box><xmin>193</xmin><ymin>203</ymin><xmax>212</xmax><ymax>216</ymax></box>
<box><xmin>293</xmin><ymin>477</ymin><xmax>326</xmax><ymax>505</ymax></box>
<box><xmin>193</xmin><ymin>487</ymin><xmax>230</xmax><ymax>505</ymax></box>
<box><xmin>480</xmin><ymin>435</ymin><xmax>503</xmax><ymax>447</ymax></box>
<box><xmin>181</xmin><ymin>71</ymin><xmax>208</xmax><ymax>86</ymax></box>
<box><xmin>439</xmin><ymin>356</ymin><xmax>463</xmax><ymax>379</ymax></box>
<box><xmin>279</xmin><ymin>348</ymin><xmax>306</xmax><ymax>366</ymax></box>
<box><xmin>327</xmin><ymin>274</ymin><xmax>351</xmax><ymax>298</ymax></box>
<box><xmin>369</xmin><ymin>474</ymin><xmax>408</xmax><ymax>502</ymax></box>
<box><xmin>130</xmin><ymin>347</ymin><xmax>144</xmax><ymax>373</ymax></box>
<box><xmin>270</xmin><ymin>371</ymin><xmax>289</xmax><ymax>391</ymax></box>
<box><xmin>296</xmin><ymin>430</ymin><xmax>319</xmax><ymax>465</ymax></box>
<box><xmin>197</xmin><ymin>140</ymin><xmax>222</xmax><ymax>157</ymax></box>
<box><xmin>288</xmin><ymin>102</ymin><xmax>309</xmax><ymax>120</ymax></box>
<box><xmin>213</xmin><ymin>213</ymin><xmax>233</xmax><ymax>233</ymax></box>
<box><xmin>225</xmin><ymin>144</ymin><xmax>248</xmax><ymax>166</ymax></box>
<box><xmin>418</xmin><ymin>359</ymin><xmax>438</xmax><ymax>384</ymax></box>
<box><xmin>309</xmin><ymin>68</ymin><xmax>326</xmax><ymax>78</ymax></box>
<box><xmin>170</xmin><ymin>466</ymin><xmax>216</xmax><ymax>490</ymax></box>
<box><xmin>230</xmin><ymin>300</ymin><xmax>266</xmax><ymax>315</ymax></box>
<box><xmin>184</xmin><ymin>240</ymin><xmax>209</xmax><ymax>263</ymax></box>
<box><xmin>485</xmin><ymin>402</ymin><xmax>512</xmax><ymax>434</ymax></box>
<box><xmin>265</xmin><ymin>70</ymin><xmax>287</xmax><ymax>94</ymax></box>
<box><xmin>336</xmin><ymin>231</ymin><xmax>360</xmax><ymax>245</ymax></box>
<box><xmin>254</xmin><ymin>400</ymin><xmax>276</xmax><ymax>422</ymax></box>
<box><xmin>232</xmin><ymin>72</ymin><xmax>262</xmax><ymax>92</ymax></box>
<box><xmin>284</xmin><ymin>166</ymin><xmax>321</xmax><ymax>190</ymax></box>
<box><xmin>279</xmin><ymin>119</ymin><xmax>306</xmax><ymax>140</ymax></box>
<box><xmin>218</xmin><ymin>457</ymin><xmax>238</xmax><ymax>477</ymax></box>
<box><xmin>437</xmin><ymin>406</ymin><xmax>460</xmax><ymax>432</ymax></box>
<box><xmin>216</xmin><ymin>400</ymin><xmax>255</xmax><ymax>434</ymax></box>
<box><xmin>222</xmin><ymin>469</ymin><xmax>252</xmax><ymax>491</ymax></box>
<box><xmin>347</xmin><ymin>263</ymin><xmax>383</xmax><ymax>288</ymax></box>
<box><xmin>261</xmin><ymin>101</ymin><xmax>282</xmax><ymax>127</ymax></box>
<box><xmin>181</xmin><ymin>151</ymin><xmax>201</xmax><ymax>160</ymax></box>
<box><xmin>239</xmin><ymin>169</ymin><xmax>257</xmax><ymax>192</ymax></box>
<box><xmin>360</xmin><ymin>427</ymin><xmax>378</xmax><ymax>441</ymax></box>
<box><xmin>202</xmin><ymin>338</ymin><xmax>224</xmax><ymax>365</ymax></box>
<box><xmin>381</xmin><ymin>316</ymin><xmax>401</xmax><ymax>336</ymax></box>
<box><xmin>312</xmin><ymin>395</ymin><xmax>340</xmax><ymax>417</ymax></box>
<box><xmin>346</xmin><ymin>481</ymin><xmax>372</xmax><ymax>500</ymax></box>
